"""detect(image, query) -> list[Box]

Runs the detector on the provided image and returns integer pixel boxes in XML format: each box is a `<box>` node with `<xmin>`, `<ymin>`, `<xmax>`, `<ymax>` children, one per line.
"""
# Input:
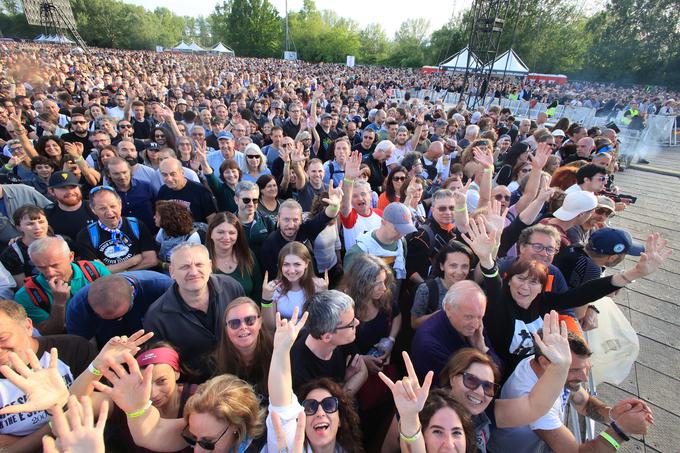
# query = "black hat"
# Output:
<box><xmin>48</xmin><ymin>171</ymin><xmax>80</xmax><ymax>188</ymax></box>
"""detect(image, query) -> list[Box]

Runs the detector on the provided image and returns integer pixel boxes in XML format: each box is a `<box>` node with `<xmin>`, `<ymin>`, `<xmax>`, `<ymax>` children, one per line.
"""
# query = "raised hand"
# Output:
<box><xmin>273</xmin><ymin>306</ymin><xmax>308</xmax><ymax>352</ymax></box>
<box><xmin>322</xmin><ymin>179</ymin><xmax>343</xmax><ymax>212</ymax></box>
<box><xmin>312</xmin><ymin>269</ymin><xmax>329</xmax><ymax>292</ymax></box>
<box><xmin>633</xmin><ymin>233</ymin><xmax>672</xmax><ymax>277</ymax></box>
<box><xmin>92</xmin><ymin>330</ymin><xmax>154</xmax><ymax>371</ymax></box>
<box><xmin>531</xmin><ymin>142</ymin><xmax>551</xmax><ymax>170</ymax></box>
<box><xmin>271</xmin><ymin>410</ymin><xmax>306</xmax><ymax>453</ymax></box>
<box><xmin>92</xmin><ymin>352</ymin><xmax>152</xmax><ymax>414</ymax></box>
<box><xmin>472</xmin><ymin>145</ymin><xmax>494</xmax><ymax>170</ymax></box>
<box><xmin>42</xmin><ymin>396</ymin><xmax>107</xmax><ymax>453</ymax></box>
<box><xmin>291</xmin><ymin>142</ymin><xmax>306</xmax><ymax>164</ymax></box>
<box><xmin>0</xmin><ymin>348</ymin><xmax>69</xmax><ymax>415</ymax></box>
<box><xmin>461</xmin><ymin>217</ymin><xmax>496</xmax><ymax>267</ymax></box>
<box><xmin>378</xmin><ymin>351</ymin><xmax>433</xmax><ymax>419</ymax></box>
<box><xmin>484</xmin><ymin>198</ymin><xmax>509</xmax><ymax>238</ymax></box>
<box><xmin>262</xmin><ymin>271</ymin><xmax>282</xmax><ymax>301</ymax></box>
<box><xmin>533</xmin><ymin>311</ymin><xmax>571</xmax><ymax>368</ymax></box>
<box><xmin>344</xmin><ymin>150</ymin><xmax>362</xmax><ymax>180</ymax></box>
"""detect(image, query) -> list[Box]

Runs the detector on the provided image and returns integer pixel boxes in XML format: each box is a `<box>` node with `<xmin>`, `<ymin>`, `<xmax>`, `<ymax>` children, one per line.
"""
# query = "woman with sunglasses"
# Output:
<box><xmin>261</xmin><ymin>241</ymin><xmax>326</xmax><ymax>330</ymax></box>
<box><xmin>377</xmin><ymin>165</ymin><xmax>407</xmax><ymax>210</ymax></box>
<box><xmin>240</xmin><ymin>143</ymin><xmax>271</xmax><ymax>183</ymax></box>
<box><xmin>175</xmin><ymin>136</ymin><xmax>196</xmax><ymax>169</ymax></box>
<box><xmin>206</xmin><ymin>212</ymin><xmax>263</xmax><ymax>300</ymax></box>
<box><xmin>93</xmin><ymin>352</ymin><xmax>265</xmax><ymax>453</ymax></box>
<box><xmin>437</xmin><ymin>312</ymin><xmax>571</xmax><ymax>453</ymax></box>
<box><xmin>211</xmin><ymin>297</ymin><xmax>272</xmax><ymax>403</ymax></box>
<box><xmin>256</xmin><ymin>174</ymin><xmax>281</xmax><ymax>223</ymax></box>
<box><xmin>379</xmin><ymin>351</ymin><xmax>475</xmax><ymax>453</ymax></box>
<box><xmin>197</xmin><ymin>143</ymin><xmax>241</xmax><ymax>213</ymax></box>
<box><xmin>150</xmin><ymin>126</ymin><xmax>176</xmax><ymax>152</ymax></box>
<box><xmin>266</xmin><ymin>307</ymin><xmax>365</xmax><ymax>453</ymax></box>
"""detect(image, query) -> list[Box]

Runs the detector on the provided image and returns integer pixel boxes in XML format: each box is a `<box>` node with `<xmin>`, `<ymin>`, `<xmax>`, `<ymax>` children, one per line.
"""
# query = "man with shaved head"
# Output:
<box><xmin>157</xmin><ymin>157</ymin><xmax>217</xmax><ymax>224</ymax></box>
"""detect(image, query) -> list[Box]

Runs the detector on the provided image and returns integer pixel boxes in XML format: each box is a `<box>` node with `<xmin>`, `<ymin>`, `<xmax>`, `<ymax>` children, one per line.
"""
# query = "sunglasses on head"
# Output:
<box><xmin>181</xmin><ymin>425</ymin><xmax>230</xmax><ymax>451</ymax></box>
<box><xmin>302</xmin><ymin>396</ymin><xmax>339</xmax><ymax>416</ymax></box>
<box><xmin>226</xmin><ymin>315</ymin><xmax>259</xmax><ymax>330</ymax></box>
<box><xmin>241</xmin><ymin>197</ymin><xmax>259</xmax><ymax>205</ymax></box>
<box><xmin>460</xmin><ymin>372</ymin><xmax>499</xmax><ymax>397</ymax></box>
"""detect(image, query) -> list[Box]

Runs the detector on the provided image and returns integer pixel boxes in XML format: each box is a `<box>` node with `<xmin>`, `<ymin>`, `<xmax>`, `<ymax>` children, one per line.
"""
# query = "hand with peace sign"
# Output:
<box><xmin>379</xmin><ymin>351</ymin><xmax>431</xmax><ymax>450</ymax></box>
<box><xmin>0</xmin><ymin>348</ymin><xmax>69</xmax><ymax>415</ymax></box>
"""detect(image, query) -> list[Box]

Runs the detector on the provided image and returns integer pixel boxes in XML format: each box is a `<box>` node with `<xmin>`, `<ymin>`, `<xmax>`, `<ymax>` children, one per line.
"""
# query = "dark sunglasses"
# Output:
<box><xmin>226</xmin><ymin>315</ymin><xmax>259</xmax><ymax>330</ymax></box>
<box><xmin>594</xmin><ymin>207</ymin><xmax>613</xmax><ymax>216</ymax></box>
<box><xmin>241</xmin><ymin>197</ymin><xmax>259</xmax><ymax>205</ymax></box>
<box><xmin>460</xmin><ymin>372</ymin><xmax>499</xmax><ymax>397</ymax></box>
<box><xmin>436</xmin><ymin>205</ymin><xmax>455</xmax><ymax>212</ymax></box>
<box><xmin>118</xmin><ymin>124</ymin><xmax>133</xmax><ymax>128</ymax></box>
<box><xmin>246</xmin><ymin>154</ymin><xmax>261</xmax><ymax>160</ymax></box>
<box><xmin>71</xmin><ymin>120</ymin><xmax>88</xmax><ymax>125</ymax></box>
<box><xmin>181</xmin><ymin>425</ymin><xmax>230</xmax><ymax>451</ymax></box>
<box><xmin>302</xmin><ymin>396</ymin><xmax>339</xmax><ymax>416</ymax></box>
<box><xmin>392</xmin><ymin>176</ymin><xmax>406</xmax><ymax>182</ymax></box>
<box><xmin>494</xmin><ymin>194</ymin><xmax>511</xmax><ymax>202</ymax></box>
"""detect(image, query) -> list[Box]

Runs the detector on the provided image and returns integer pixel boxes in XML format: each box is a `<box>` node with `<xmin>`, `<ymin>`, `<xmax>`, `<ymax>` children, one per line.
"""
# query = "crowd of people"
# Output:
<box><xmin>0</xmin><ymin>41</ymin><xmax>673</xmax><ymax>453</ymax></box>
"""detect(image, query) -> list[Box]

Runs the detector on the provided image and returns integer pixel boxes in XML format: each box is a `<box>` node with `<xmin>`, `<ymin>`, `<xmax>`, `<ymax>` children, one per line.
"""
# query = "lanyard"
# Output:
<box><xmin>98</xmin><ymin>219</ymin><xmax>124</xmax><ymax>244</ymax></box>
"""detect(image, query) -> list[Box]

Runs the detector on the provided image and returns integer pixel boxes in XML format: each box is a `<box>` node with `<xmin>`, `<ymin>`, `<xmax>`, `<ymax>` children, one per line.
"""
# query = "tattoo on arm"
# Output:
<box><xmin>584</xmin><ymin>397</ymin><xmax>608</xmax><ymax>423</ymax></box>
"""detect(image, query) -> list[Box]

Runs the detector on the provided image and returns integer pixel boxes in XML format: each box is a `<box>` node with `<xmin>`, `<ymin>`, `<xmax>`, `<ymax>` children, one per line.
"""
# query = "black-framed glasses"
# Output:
<box><xmin>226</xmin><ymin>315</ymin><xmax>259</xmax><ymax>330</ymax></box>
<box><xmin>460</xmin><ymin>372</ymin><xmax>499</xmax><ymax>397</ymax></box>
<box><xmin>118</xmin><ymin>124</ymin><xmax>133</xmax><ymax>129</ymax></box>
<box><xmin>594</xmin><ymin>207</ymin><xmax>613</xmax><ymax>216</ymax></box>
<box><xmin>302</xmin><ymin>396</ymin><xmax>339</xmax><ymax>416</ymax></box>
<box><xmin>527</xmin><ymin>242</ymin><xmax>558</xmax><ymax>255</ymax></box>
<box><xmin>246</xmin><ymin>154</ymin><xmax>261</xmax><ymax>160</ymax></box>
<box><xmin>89</xmin><ymin>185</ymin><xmax>117</xmax><ymax>196</ymax></box>
<box><xmin>241</xmin><ymin>197</ymin><xmax>259</xmax><ymax>205</ymax></box>
<box><xmin>181</xmin><ymin>425</ymin><xmax>230</xmax><ymax>451</ymax></box>
<box><xmin>494</xmin><ymin>194</ymin><xmax>511</xmax><ymax>202</ymax></box>
<box><xmin>335</xmin><ymin>318</ymin><xmax>357</xmax><ymax>331</ymax></box>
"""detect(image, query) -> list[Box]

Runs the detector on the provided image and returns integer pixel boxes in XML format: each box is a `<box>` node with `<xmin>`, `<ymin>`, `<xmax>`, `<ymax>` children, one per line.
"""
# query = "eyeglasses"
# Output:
<box><xmin>246</xmin><ymin>155</ymin><xmax>261</xmax><ymax>160</ymax></box>
<box><xmin>335</xmin><ymin>318</ymin><xmax>357</xmax><ymax>331</ymax></box>
<box><xmin>594</xmin><ymin>207</ymin><xmax>613</xmax><ymax>216</ymax></box>
<box><xmin>392</xmin><ymin>176</ymin><xmax>406</xmax><ymax>182</ymax></box>
<box><xmin>71</xmin><ymin>120</ymin><xmax>87</xmax><ymax>125</ymax></box>
<box><xmin>89</xmin><ymin>185</ymin><xmax>117</xmax><ymax>196</ymax></box>
<box><xmin>226</xmin><ymin>315</ymin><xmax>259</xmax><ymax>330</ymax></box>
<box><xmin>241</xmin><ymin>197</ymin><xmax>259</xmax><ymax>205</ymax></box>
<box><xmin>596</xmin><ymin>175</ymin><xmax>608</xmax><ymax>182</ymax></box>
<box><xmin>519</xmin><ymin>168</ymin><xmax>532</xmax><ymax>174</ymax></box>
<box><xmin>181</xmin><ymin>425</ymin><xmax>230</xmax><ymax>451</ymax></box>
<box><xmin>155</xmin><ymin>134</ymin><xmax>166</xmax><ymax>138</ymax></box>
<box><xmin>526</xmin><ymin>242</ymin><xmax>558</xmax><ymax>255</ymax></box>
<box><xmin>118</xmin><ymin>124</ymin><xmax>132</xmax><ymax>128</ymax></box>
<box><xmin>436</xmin><ymin>205</ymin><xmax>456</xmax><ymax>212</ymax></box>
<box><xmin>494</xmin><ymin>194</ymin><xmax>511</xmax><ymax>202</ymax></box>
<box><xmin>302</xmin><ymin>396</ymin><xmax>339</xmax><ymax>416</ymax></box>
<box><xmin>459</xmin><ymin>372</ymin><xmax>499</xmax><ymax>397</ymax></box>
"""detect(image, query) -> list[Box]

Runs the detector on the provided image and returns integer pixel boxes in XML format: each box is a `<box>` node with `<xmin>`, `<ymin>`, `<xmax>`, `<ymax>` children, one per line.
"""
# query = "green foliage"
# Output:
<box><xmin>210</xmin><ymin>0</ymin><xmax>282</xmax><ymax>57</ymax></box>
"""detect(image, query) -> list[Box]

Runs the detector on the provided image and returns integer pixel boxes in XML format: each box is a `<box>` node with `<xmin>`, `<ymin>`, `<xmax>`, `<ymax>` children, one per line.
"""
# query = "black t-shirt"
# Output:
<box><xmin>352</xmin><ymin>142</ymin><xmax>375</xmax><ymax>157</ymax></box>
<box><xmin>75</xmin><ymin>218</ymin><xmax>155</xmax><ymax>265</ymax></box>
<box><xmin>45</xmin><ymin>203</ymin><xmax>97</xmax><ymax>243</ymax></box>
<box><xmin>0</xmin><ymin>241</ymin><xmax>36</xmax><ymax>277</ymax></box>
<box><xmin>315</xmin><ymin>125</ymin><xmax>339</xmax><ymax>162</ymax></box>
<box><xmin>131</xmin><ymin>117</ymin><xmax>152</xmax><ymax>140</ymax></box>
<box><xmin>296</xmin><ymin>182</ymin><xmax>326</xmax><ymax>212</ymax></box>
<box><xmin>36</xmin><ymin>335</ymin><xmax>97</xmax><ymax>377</ymax></box>
<box><xmin>290</xmin><ymin>331</ymin><xmax>354</xmax><ymax>392</ymax></box>
<box><xmin>60</xmin><ymin>132</ymin><xmax>94</xmax><ymax>158</ymax></box>
<box><xmin>157</xmin><ymin>181</ymin><xmax>217</xmax><ymax>224</ymax></box>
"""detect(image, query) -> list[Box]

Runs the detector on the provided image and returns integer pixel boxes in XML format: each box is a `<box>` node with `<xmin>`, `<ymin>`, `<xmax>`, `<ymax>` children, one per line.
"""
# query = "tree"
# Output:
<box><xmin>359</xmin><ymin>24</ymin><xmax>391</xmax><ymax>65</ymax></box>
<box><xmin>210</xmin><ymin>0</ymin><xmax>282</xmax><ymax>57</ymax></box>
<box><xmin>428</xmin><ymin>12</ymin><xmax>469</xmax><ymax>65</ymax></box>
<box><xmin>386</xmin><ymin>18</ymin><xmax>431</xmax><ymax>67</ymax></box>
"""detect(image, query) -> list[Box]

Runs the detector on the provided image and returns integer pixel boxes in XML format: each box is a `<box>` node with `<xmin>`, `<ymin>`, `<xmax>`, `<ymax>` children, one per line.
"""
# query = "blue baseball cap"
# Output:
<box><xmin>217</xmin><ymin>131</ymin><xmax>234</xmax><ymax>140</ymax></box>
<box><xmin>588</xmin><ymin>228</ymin><xmax>644</xmax><ymax>256</ymax></box>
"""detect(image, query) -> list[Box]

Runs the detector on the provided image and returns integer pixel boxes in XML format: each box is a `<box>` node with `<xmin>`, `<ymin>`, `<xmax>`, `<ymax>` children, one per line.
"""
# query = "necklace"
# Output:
<box><xmin>216</xmin><ymin>254</ymin><xmax>237</xmax><ymax>274</ymax></box>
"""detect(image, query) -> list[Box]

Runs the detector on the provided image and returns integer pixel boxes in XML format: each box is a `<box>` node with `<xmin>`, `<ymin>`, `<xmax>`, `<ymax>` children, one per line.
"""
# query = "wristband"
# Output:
<box><xmin>88</xmin><ymin>362</ymin><xmax>102</xmax><ymax>376</ymax></box>
<box><xmin>599</xmin><ymin>431</ymin><xmax>620</xmax><ymax>450</ymax></box>
<box><xmin>483</xmin><ymin>167</ymin><xmax>492</xmax><ymax>173</ymax></box>
<box><xmin>618</xmin><ymin>271</ymin><xmax>635</xmax><ymax>285</ymax></box>
<box><xmin>610</xmin><ymin>421</ymin><xmax>629</xmax><ymax>442</ymax></box>
<box><xmin>74</xmin><ymin>156</ymin><xmax>84</xmax><ymax>163</ymax></box>
<box><xmin>126</xmin><ymin>400</ymin><xmax>152</xmax><ymax>419</ymax></box>
<box><xmin>343</xmin><ymin>177</ymin><xmax>354</xmax><ymax>185</ymax></box>
<box><xmin>481</xmin><ymin>268</ymin><xmax>499</xmax><ymax>278</ymax></box>
<box><xmin>261</xmin><ymin>302</ymin><xmax>273</xmax><ymax>308</ymax></box>
<box><xmin>588</xmin><ymin>305</ymin><xmax>600</xmax><ymax>314</ymax></box>
<box><xmin>327</xmin><ymin>205</ymin><xmax>339</xmax><ymax>213</ymax></box>
<box><xmin>3</xmin><ymin>164</ymin><xmax>13</xmax><ymax>171</ymax></box>
<box><xmin>398</xmin><ymin>423</ymin><xmax>422</xmax><ymax>443</ymax></box>
<box><xmin>454</xmin><ymin>206</ymin><xmax>467</xmax><ymax>212</ymax></box>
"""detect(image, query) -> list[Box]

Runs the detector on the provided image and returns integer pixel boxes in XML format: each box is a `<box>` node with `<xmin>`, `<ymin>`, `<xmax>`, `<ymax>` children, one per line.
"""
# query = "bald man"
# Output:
<box><xmin>157</xmin><ymin>157</ymin><xmax>217</xmax><ymax>224</ymax></box>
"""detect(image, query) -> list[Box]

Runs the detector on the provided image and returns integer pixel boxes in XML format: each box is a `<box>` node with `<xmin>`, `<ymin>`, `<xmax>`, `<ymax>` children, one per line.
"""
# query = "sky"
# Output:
<box><xmin>121</xmin><ymin>0</ymin><xmax>473</xmax><ymax>38</ymax></box>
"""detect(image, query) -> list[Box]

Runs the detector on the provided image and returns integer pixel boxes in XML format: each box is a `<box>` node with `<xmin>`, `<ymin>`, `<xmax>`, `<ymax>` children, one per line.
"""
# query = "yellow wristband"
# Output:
<box><xmin>261</xmin><ymin>302</ymin><xmax>273</xmax><ymax>308</ymax></box>
<box><xmin>483</xmin><ymin>167</ymin><xmax>492</xmax><ymax>173</ymax></box>
<box><xmin>599</xmin><ymin>431</ymin><xmax>620</xmax><ymax>450</ymax></box>
<box><xmin>88</xmin><ymin>362</ymin><xmax>102</xmax><ymax>376</ymax></box>
<box><xmin>399</xmin><ymin>423</ymin><xmax>422</xmax><ymax>443</ymax></box>
<box><xmin>126</xmin><ymin>400</ymin><xmax>152</xmax><ymax>419</ymax></box>
<box><xmin>455</xmin><ymin>206</ymin><xmax>467</xmax><ymax>212</ymax></box>
<box><xmin>74</xmin><ymin>156</ymin><xmax>84</xmax><ymax>163</ymax></box>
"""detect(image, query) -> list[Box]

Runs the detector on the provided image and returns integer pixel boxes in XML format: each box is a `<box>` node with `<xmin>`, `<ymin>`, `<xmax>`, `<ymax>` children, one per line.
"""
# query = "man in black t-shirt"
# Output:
<box><xmin>60</xmin><ymin>113</ymin><xmax>94</xmax><ymax>158</ymax></box>
<box><xmin>290</xmin><ymin>290</ymin><xmax>367</xmax><ymax>395</ymax></box>
<box><xmin>157</xmin><ymin>158</ymin><xmax>217</xmax><ymax>224</ymax></box>
<box><xmin>45</xmin><ymin>171</ymin><xmax>96</xmax><ymax>242</ymax></box>
<box><xmin>75</xmin><ymin>186</ymin><xmax>157</xmax><ymax>273</ymax></box>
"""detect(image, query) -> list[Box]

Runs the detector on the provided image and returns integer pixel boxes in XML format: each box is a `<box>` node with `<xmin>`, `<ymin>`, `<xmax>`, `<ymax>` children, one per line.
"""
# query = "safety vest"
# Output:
<box><xmin>621</xmin><ymin>108</ymin><xmax>638</xmax><ymax>126</ymax></box>
<box><xmin>546</xmin><ymin>107</ymin><xmax>557</xmax><ymax>117</ymax></box>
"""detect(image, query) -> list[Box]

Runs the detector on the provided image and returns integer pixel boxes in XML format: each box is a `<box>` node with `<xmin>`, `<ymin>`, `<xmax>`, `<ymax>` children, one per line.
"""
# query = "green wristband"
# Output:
<box><xmin>127</xmin><ymin>400</ymin><xmax>152</xmax><ymax>419</ymax></box>
<box><xmin>455</xmin><ymin>206</ymin><xmax>467</xmax><ymax>212</ymax></box>
<box><xmin>599</xmin><ymin>431</ymin><xmax>620</xmax><ymax>450</ymax></box>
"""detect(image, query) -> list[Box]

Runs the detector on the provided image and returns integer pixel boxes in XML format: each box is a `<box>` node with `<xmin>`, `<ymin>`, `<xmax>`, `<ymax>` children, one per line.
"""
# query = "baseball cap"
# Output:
<box><xmin>177</xmin><ymin>99</ymin><xmax>187</xmax><ymax>105</ymax></box>
<box><xmin>382</xmin><ymin>202</ymin><xmax>417</xmax><ymax>235</ymax></box>
<box><xmin>320</xmin><ymin>113</ymin><xmax>332</xmax><ymax>121</ymax></box>
<box><xmin>351</xmin><ymin>115</ymin><xmax>363</xmax><ymax>124</ymax></box>
<box><xmin>553</xmin><ymin>191</ymin><xmax>598</xmax><ymax>221</ymax></box>
<box><xmin>588</xmin><ymin>228</ymin><xmax>644</xmax><ymax>256</ymax></box>
<box><xmin>217</xmin><ymin>131</ymin><xmax>234</xmax><ymax>140</ymax></box>
<box><xmin>470</xmin><ymin>111</ymin><xmax>482</xmax><ymax>124</ymax></box>
<box><xmin>596</xmin><ymin>196</ymin><xmax>615</xmax><ymax>213</ymax></box>
<box><xmin>551</xmin><ymin>129</ymin><xmax>566</xmax><ymax>137</ymax></box>
<box><xmin>146</xmin><ymin>142</ymin><xmax>160</xmax><ymax>151</ymax></box>
<box><xmin>49</xmin><ymin>171</ymin><xmax>80</xmax><ymax>188</ymax></box>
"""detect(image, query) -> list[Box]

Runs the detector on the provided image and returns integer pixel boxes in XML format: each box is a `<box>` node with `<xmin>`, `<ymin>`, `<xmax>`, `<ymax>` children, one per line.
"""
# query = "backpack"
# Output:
<box><xmin>23</xmin><ymin>261</ymin><xmax>101</xmax><ymax>313</ymax></box>
<box><xmin>87</xmin><ymin>217</ymin><xmax>140</xmax><ymax>248</ymax></box>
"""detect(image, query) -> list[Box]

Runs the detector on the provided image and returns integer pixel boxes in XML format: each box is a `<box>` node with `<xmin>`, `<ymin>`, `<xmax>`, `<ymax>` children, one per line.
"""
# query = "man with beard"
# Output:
<box><xmin>293</xmin><ymin>157</ymin><xmax>326</xmax><ymax>212</ymax></box>
<box><xmin>60</xmin><ymin>112</ymin><xmax>94</xmax><ymax>158</ymax></box>
<box><xmin>112</xmin><ymin>119</ymin><xmax>145</xmax><ymax>151</ymax></box>
<box><xmin>45</xmin><ymin>171</ymin><xmax>96</xmax><ymax>242</ymax></box>
<box><xmin>386</xmin><ymin>119</ymin><xmax>424</xmax><ymax>169</ymax></box>
<box><xmin>489</xmin><ymin>332</ymin><xmax>653</xmax><ymax>453</ymax></box>
<box><xmin>116</xmin><ymin>138</ymin><xmax>157</xmax><ymax>190</ymax></box>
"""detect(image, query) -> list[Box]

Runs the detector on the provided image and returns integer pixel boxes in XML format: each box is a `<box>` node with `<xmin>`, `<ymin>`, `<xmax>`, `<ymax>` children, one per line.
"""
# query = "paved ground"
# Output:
<box><xmin>592</xmin><ymin>147</ymin><xmax>680</xmax><ymax>452</ymax></box>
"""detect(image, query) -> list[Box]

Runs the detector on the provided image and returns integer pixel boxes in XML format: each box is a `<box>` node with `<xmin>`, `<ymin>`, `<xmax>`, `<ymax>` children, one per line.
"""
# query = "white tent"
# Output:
<box><xmin>187</xmin><ymin>41</ymin><xmax>205</xmax><ymax>52</ymax></box>
<box><xmin>439</xmin><ymin>47</ymin><xmax>481</xmax><ymax>71</ymax></box>
<box><xmin>491</xmin><ymin>49</ymin><xmax>529</xmax><ymax>76</ymax></box>
<box><xmin>211</xmin><ymin>42</ymin><xmax>235</xmax><ymax>56</ymax></box>
<box><xmin>172</xmin><ymin>41</ymin><xmax>192</xmax><ymax>52</ymax></box>
<box><xmin>34</xmin><ymin>34</ymin><xmax>47</xmax><ymax>42</ymax></box>
<box><xmin>35</xmin><ymin>34</ymin><xmax>74</xmax><ymax>44</ymax></box>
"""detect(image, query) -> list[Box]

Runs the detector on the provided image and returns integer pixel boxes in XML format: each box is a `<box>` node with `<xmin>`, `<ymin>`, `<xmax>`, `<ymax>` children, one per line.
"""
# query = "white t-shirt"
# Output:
<box><xmin>339</xmin><ymin>208</ymin><xmax>383</xmax><ymax>251</ymax></box>
<box><xmin>488</xmin><ymin>356</ymin><xmax>571</xmax><ymax>453</ymax></box>
<box><xmin>0</xmin><ymin>352</ymin><xmax>73</xmax><ymax>436</ymax></box>
<box><xmin>274</xmin><ymin>288</ymin><xmax>307</xmax><ymax>320</ymax></box>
